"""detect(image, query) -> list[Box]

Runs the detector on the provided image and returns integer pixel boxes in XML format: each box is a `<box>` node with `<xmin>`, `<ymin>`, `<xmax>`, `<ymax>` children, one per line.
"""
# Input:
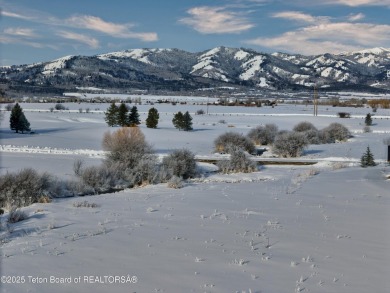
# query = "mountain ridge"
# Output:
<box><xmin>1</xmin><ymin>46</ymin><xmax>390</xmax><ymax>95</ymax></box>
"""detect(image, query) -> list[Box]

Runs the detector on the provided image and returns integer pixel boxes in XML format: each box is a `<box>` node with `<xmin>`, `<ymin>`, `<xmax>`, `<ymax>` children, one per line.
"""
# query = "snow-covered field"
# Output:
<box><xmin>1</xmin><ymin>102</ymin><xmax>389</xmax><ymax>293</ymax></box>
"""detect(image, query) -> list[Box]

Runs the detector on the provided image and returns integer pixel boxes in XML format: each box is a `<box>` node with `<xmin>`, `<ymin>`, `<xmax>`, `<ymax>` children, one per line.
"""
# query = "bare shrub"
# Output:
<box><xmin>293</xmin><ymin>121</ymin><xmax>317</xmax><ymax>132</ymax></box>
<box><xmin>273</xmin><ymin>132</ymin><xmax>308</xmax><ymax>158</ymax></box>
<box><xmin>363</xmin><ymin>126</ymin><xmax>371</xmax><ymax>133</ymax></box>
<box><xmin>72</xmin><ymin>201</ymin><xmax>99</xmax><ymax>208</ymax></box>
<box><xmin>73</xmin><ymin>159</ymin><xmax>84</xmax><ymax>177</ymax></box>
<box><xmin>247</xmin><ymin>124</ymin><xmax>278</xmax><ymax>145</ymax></box>
<box><xmin>337</xmin><ymin>112</ymin><xmax>350</xmax><ymax>118</ymax></box>
<box><xmin>38</xmin><ymin>195</ymin><xmax>52</xmax><ymax>204</ymax></box>
<box><xmin>303</xmin><ymin>129</ymin><xmax>321</xmax><ymax>144</ymax></box>
<box><xmin>214</xmin><ymin>132</ymin><xmax>255</xmax><ymax>154</ymax></box>
<box><xmin>0</xmin><ymin>168</ymin><xmax>51</xmax><ymax>209</ymax></box>
<box><xmin>127</xmin><ymin>155</ymin><xmax>159</xmax><ymax>186</ymax></box>
<box><xmin>80</xmin><ymin>165</ymin><xmax>120</xmax><ymax>193</ymax></box>
<box><xmin>331</xmin><ymin>162</ymin><xmax>348</xmax><ymax>170</ymax></box>
<box><xmin>7</xmin><ymin>207</ymin><xmax>28</xmax><ymax>223</ymax></box>
<box><xmin>217</xmin><ymin>149</ymin><xmax>257</xmax><ymax>174</ymax></box>
<box><xmin>5</xmin><ymin>103</ymin><xmax>13</xmax><ymax>111</ymax></box>
<box><xmin>102</xmin><ymin>127</ymin><xmax>153</xmax><ymax>169</ymax></box>
<box><xmin>161</xmin><ymin>149</ymin><xmax>197</xmax><ymax>180</ymax></box>
<box><xmin>292</xmin><ymin>122</ymin><xmax>321</xmax><ymax>144</ymax></box>
<box><xmin>55</xmin><ymin>103</ymin><xmax>66</xmax><ymax>111</ymax></box>
<box><xmin>321</xmin><ymin>123</ymin><xmax>351</xmax><ymax>143</ymax></box>
<box><xmin>167</xmin><ymin>176</ymin><xmax>184</xmax><ymax>189</ymax></box>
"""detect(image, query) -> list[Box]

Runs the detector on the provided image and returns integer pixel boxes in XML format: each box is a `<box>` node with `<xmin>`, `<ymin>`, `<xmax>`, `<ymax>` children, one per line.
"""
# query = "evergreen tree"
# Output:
<box><xmin>10</xmin><ymin>103</ymin><xmax>31</xmax><ymax>133</ymax></box>
<box><xmin>105</xmin><ymin>102</ymin><xmax>119</xmax><ymax>127</ymax></box>
<box><xmin>172</xmin><ymin>111</ymin><xmax>184</xmax><ymax>130</ymax></box>
<box><xmin>182</xmin><ymin>111</ymin><xmax>193</xmax><ymax>131</ymax></box>
<box><xmin>19</xmin><ymin>113</ymin><xmax>31</xmax><ymax>133</ymax></box>
<box><xmin>360</xmin><ymin>146</ymin><xmax>376</xmax><ymax>167</ymax></box>
<box><xmin>146</xmin><ymin>107</ymin><xmax>159</xmax><ymax>128</ymax></box>
<box><xmin>364</xmin><ymin>113</ymin><xmax>372</xmax><ymax>126</ymax></box>
<box><xmin>117</xmin><ymin>103</ymin><xmax>129</xmax><ymax>127</ymax></box>
<box><xmin>128</xmin><ymin>106</ymin><xmax>140</xmax><ymax>126</ymax></box>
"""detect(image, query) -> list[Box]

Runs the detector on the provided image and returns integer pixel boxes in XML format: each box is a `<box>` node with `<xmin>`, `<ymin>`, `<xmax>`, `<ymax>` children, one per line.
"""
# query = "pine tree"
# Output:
<box><xmin>10</xmin><ymin>103</ymin><xmax>31</xmax><ymax>133</ymax></box>
<box><xmin>19</xmin><ymin>113</ymin><xmax>31</xmax><ymax>133</ymax></box>
<box><xmin>364</xmin><ymin>113</ymin><xmax>372</xmax><ymax>126</ymax></box>
<box><xmin>360</xmin><ymin>146</ymin><xmax>376</xmax><ymax>167</ymax></box>
<box><xmin>105</xmin><ymin>102</ymin><xmax>119</xmax><ymax>127</ymax></box>
<box><xmin>117</xmin><ymin>103</ymin><xmax>129</xmax><ymax>127</ymax></box>
<box><xmin>128</xmin><ymin>106</ymin><xmax>140</xmax><ymax>126</ymax></box>
<box><xmin>146</xmin><ymin>107</ymin><xmax>159</xmax><ymax>128</ymax></box>
<box><xmin>172</xmin><ymin>111</ymin><xmax>184</xmax><ymax>130</ymax></box>
<box><xmin>182</xmin><ymin>111</ymin><xmax>193</xmax><ymax>131</ymax></box>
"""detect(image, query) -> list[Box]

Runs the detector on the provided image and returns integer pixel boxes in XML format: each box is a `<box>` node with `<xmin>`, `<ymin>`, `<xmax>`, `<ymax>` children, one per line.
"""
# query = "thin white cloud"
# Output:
<box><xmin>1</xmin><ymin>10</ymin><xmax>32</xmax><ymax>20</ymax></box>
<box><xmin>272</xmin><ymin>11</ymin><xmax>329</xmax><ymax>24</ymax></box>
<box><xmin>179</xmin><ymin>6</ymin><xmax>254</xmax><ymax>34</ymax></box>
<box><xmin>66</xmin><ymin>15</ymin><xmax>158</xmax><ymax>41</ymax></box>
<box><xmin>4</xmin><ymin>28</ymin><xmax>38</xmax><ymax>38</ymax></box>
<box><xmin>57</xmin><ymin>31</ymin><xmax>100</xmax><ymax>49</ymax></box>
<box><xmin>2</xmin><ymin>7</ymin><xmax>158</xmax><ymax>43</ymax></box>
<box><xmin>0</xmin><ymin>35</ymin><xmax>56</xmax><ymax>49</ymax></box>
<box><xmin>246</xmin><ymin>22</ymin><xmax>390</xmax><ymax>54</ymax></box>
<box><xmin>348</xmin><ymin>12</ymin><xmax>365</xmax><ymax>21</ymax></box>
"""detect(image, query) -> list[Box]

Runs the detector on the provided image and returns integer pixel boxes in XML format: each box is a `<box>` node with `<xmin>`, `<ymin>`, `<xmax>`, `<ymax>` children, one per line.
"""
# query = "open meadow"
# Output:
<box><xmin>0</xmin><ymin>99</ymin><xmax>389</xmax><ymax>293</ymax></box>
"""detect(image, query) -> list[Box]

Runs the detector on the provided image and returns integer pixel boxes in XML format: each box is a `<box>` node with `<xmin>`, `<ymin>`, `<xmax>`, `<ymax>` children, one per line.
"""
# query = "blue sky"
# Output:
<box><xmin>1</xmin><ymin>0</ymin><xmax>390</xmax><ymax>65</ymax></box>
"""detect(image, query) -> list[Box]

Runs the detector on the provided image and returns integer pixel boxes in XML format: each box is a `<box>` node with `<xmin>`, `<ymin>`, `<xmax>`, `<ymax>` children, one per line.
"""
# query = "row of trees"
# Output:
<box><xmin>104</xmin><ymin>103</ymin><xmax>194</xmax><ymax>131</ymax></box>
<box><xmin>105</xmin><ymin>103</ymin><xmax>141</xmax><ymax>127</ymax></box>
<box><xmin>172</xmin><ymin>111</ymin><xmax>193</xmax><ymax>131</ymax></box>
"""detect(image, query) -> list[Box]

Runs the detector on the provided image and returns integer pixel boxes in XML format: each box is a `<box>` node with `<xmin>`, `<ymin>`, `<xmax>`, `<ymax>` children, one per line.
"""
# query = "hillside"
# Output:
<box><xmin>1</xmin><ymin>47</ymin><xmax>390</xmax><ymax>95</ymax></box>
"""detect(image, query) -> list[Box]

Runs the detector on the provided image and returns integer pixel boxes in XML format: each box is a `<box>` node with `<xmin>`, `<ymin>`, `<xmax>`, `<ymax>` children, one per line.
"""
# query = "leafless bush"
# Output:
<box><xmin>72</xmin><ymin>201</ymin><xmax>99</xmax><ymax>208</ymax></box>
<box><xmin>0</xmin><ymin>168</ymin><xmax>51</xmax><ymax>209</ymax></box>
<box><xmin>321</xmin><ymin>123</ymin><xmax>351</xmax><ymax>143</ymax></box>
<box><xmin>337</xmin><ymin>112</ymin><xmax>351</xmax><ymax>118</ymax></box>
<box><xmin>73</xmin><ymin>159</ymin><xmax>84</xmax><ymax>177</ymax></box>
<box><xmin>293</xmin><ymin>121</ymin><xmax>317</xmax><ymax>132</ymax></box>
<box><xmin>247</xmin><ymin>124</ymin><xmax>278</xmax><ymax>145</ymax></box>
<box><xmin>80</xmin><ymin>165</ymin><xmax>120</xmax><ymax>193</ymax></box>
<box><xmin>102</xmin><ymin>127</ymin><xmax>153</xmax><ymax>169</ymax></box>
<box><xmin>273</xmin><ymin>132</ymin><xmax>308</xmax><ymax>158</ymax></box>
<box><xmin>5</xmin><ymin>103</ymin><xmax>13</xmax><ymax>111</ymax></box>
<box><xmin>363</xmin><ymin>126</ymin><xmax>371</xmax><ymax>133</ymax></box>
<box><xmin>217</xmin><ymin>149</ymin><xmax>257</xmax><ymax>174</ymax></box>
<box><xmin>304</xmin><ymin>129</ymin><xmax>321</xmax><ymax>144</ymax></box>
<box><xmin>55</xmin><ymin>103</ymin><xmax>66</xmax><ymax>111</ymax></box>
<box><xmin>161</xmin><ymin>149</ymin><xmax>197</xmax><ymax>180</ymax></box>
<box><xmin>167</xmin><ymin>176</ymin><xmax>184</xmax><ymax>189</ymax></box>
<box><xmin>7</xmin><ymin>207</ymin><xmax>28</xmax><ymax>223</ymax></box>
<box><xmin>331</xmin><ymin>162</ymin><xmax>348</xmax><ymax>170</ymax></box>
<box><xmin>127</xmin><ymin>155</ymin><xmax>160</xmax><ymax>186</ymax></box>
<box><xmin>215</xmin><ymin>132</ymin><xmax>255</xmax><ymax>154</ymax></box>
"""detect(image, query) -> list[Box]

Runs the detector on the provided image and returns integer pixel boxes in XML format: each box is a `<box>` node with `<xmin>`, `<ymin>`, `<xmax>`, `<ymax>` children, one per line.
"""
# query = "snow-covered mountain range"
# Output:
<box><xmin>2</xmin><ymin>47</ymin><xmax>390</xmax><ymax>94</ymax></box>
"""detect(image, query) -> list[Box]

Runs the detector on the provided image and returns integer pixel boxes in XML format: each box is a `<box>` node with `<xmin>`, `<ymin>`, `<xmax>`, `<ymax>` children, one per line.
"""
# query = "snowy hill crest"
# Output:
<box><xmin>2</xmin><ymin>47</ymin><xmax>390</xmax><ymax>93</ymax></box>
